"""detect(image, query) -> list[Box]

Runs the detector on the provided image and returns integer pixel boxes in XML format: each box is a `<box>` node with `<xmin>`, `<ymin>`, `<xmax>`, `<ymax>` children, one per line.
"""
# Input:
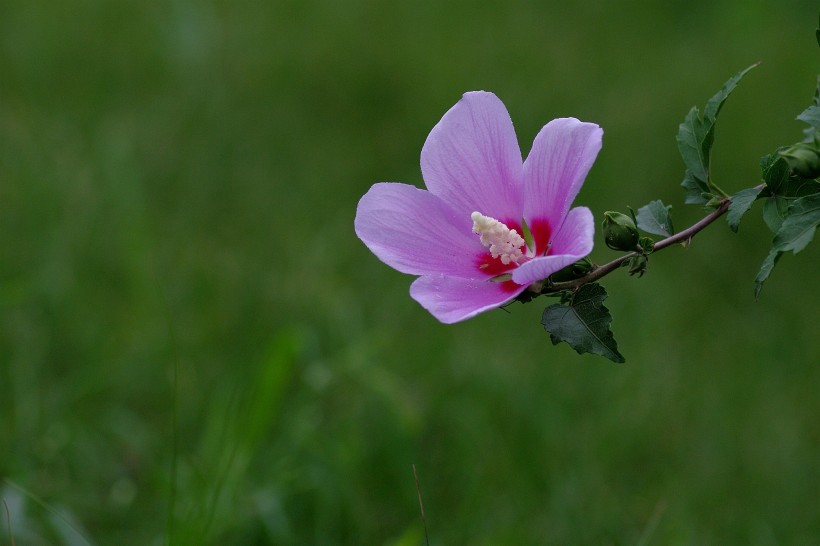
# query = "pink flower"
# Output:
<box><xmin>355</xmin><ymin>91</ymin><xmax>602</xmax><ymax>323</ymax></box>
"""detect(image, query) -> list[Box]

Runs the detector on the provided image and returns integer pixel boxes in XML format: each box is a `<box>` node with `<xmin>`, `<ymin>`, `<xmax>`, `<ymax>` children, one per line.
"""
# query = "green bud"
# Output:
<box><xmin>780</xmin><ymin>141</ymin><xmax>820</xmax><ymax>179</ymax></box>
<box><xmin>602</xmin><ymin>211</ymin><xmax>639</xmax><ymax>251</ymax></box>
<box><xmin>549</xmin><ymin>258</ymin><xmax>594</xmax><ymax>283</ymax></box>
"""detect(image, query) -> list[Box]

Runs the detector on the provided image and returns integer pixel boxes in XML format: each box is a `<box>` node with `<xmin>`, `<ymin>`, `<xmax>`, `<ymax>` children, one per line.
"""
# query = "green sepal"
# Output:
<box><xmin>638</xmin><ymin>237</ymin><xmax>655</xmax><ymax>253</ymax></box>
<box><xmin>548</xmin><ymin>258</ymin><xmax>594</xmax><ymax>283</ymax></box>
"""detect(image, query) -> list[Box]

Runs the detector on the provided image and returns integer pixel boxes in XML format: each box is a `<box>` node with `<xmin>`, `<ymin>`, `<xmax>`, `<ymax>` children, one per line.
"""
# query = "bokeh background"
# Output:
<box><xmin>2</xmin><ymin>0</ymin><xmax>819</xmax><ymax>544</ymax></box>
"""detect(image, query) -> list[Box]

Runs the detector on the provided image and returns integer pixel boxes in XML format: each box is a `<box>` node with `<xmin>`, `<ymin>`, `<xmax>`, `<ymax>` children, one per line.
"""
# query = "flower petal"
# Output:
<box><xmin>355</xmin><ymin>182</ymin><xmax>482</xmax><ymax>277</ymax></box>
<box><xmin>410</xmin><ymin>274</ymin><xmax>525</xmax><ymax>324</ymax></box>
<box><xmin>547</xmin><ymin>206</ymin><xmax>596</xmax><ymax>256</ymax></box>
<box><xmin>511</xmin><ymin>206</ymin><xmax>594</xmax><ymax>285</ymax></box>
<box><xmin>421</xmin><ymin>91</ymin><xmax>523</xmax><ymax>220</ymax></box>
<box><xmin>523</xmin><ymin>118</ymin><xmax>602</xmax><ymax>226</ymax></box>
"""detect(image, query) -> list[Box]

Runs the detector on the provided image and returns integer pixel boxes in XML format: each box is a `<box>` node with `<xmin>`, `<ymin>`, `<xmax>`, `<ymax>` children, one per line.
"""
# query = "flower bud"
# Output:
<box><xmin>549</xmin><ymin>258</ymin><xmax>593</xmax><ymax>283</ymax></box>
<box><xmin>780</xmin><ymin>141</ymin><xmax>820</xmax><ymax>179</ymax></box>
<box><xmin>602</xmin><ymin>211</ymin><xmax>639</xmax><ymax>251</ymax></box>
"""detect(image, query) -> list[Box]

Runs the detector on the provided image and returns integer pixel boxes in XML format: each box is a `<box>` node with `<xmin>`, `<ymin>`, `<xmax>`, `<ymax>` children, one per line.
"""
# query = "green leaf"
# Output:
<box><xmin>814</xmin><ymin>75</ymin><xmax>820</xmax><ymax>106</ymax></box>
<box><xmin>771</xmin><ymin>193</ymin><xmax>820</xmax><ymax>253</ymax></box>
<box><xmin>681</xmin><ymin>170</ymin><xmax>711</xmax><ymax>204</ymax></box>
<box><xmin>677</xmin><ymin>107</ymin><xmax>710</xmax><ymax>183</ymax></box>
<box><xmin>541</xmin><ymin>283</ymin><xmax>625</xmax><ymax>363</ymax></box>
<box><xmin>759</xmin><ymin>154</ymin><xmax>820</xmax><ymax>233</ymax></box>
<box><xmin>677</xmin><ymin>64</ymin><xmax>758</xmax><ymax>201</ymax></box>
<box><xmin>726</xmin><ymin>187</ymin><xmax>763</xmax><ymax>232</ymax></box>
<box><xmin>621</xmin><ymin>253</ymin><xmax>649</xmax><ymax>277</ymax></box>
<box><xmin>797</xmin><ymin>105</ymin><xmax>820</xmax><ymax>131</ymax></box>
<box><xmin>755</xmin><ymin>192</ymin><xmax>820</xmax><ymax>297</ymax></box>
<box><xmin>763</xmin><ymin>171</ymin><xmax>820</xmax><ymax>233</ymax></box>
<box><xmin>703</xmin><ymin>64</ymin><xmax>758</xmax><ymax>123</ymax></box>
<box><xmin>762</xmin><ymin>199</ymin><xmax>785</xmax><ymax>233</ymax></box>
<box><xmin>636</xmin><ymin>200</ymin><xmax>674</xmax><ymax>237</ymax></box>
<box><xmin>816</xmin><ymin>12</ymin><xmax>820</xmax><ymax>48</ymax></box>
<box><xmin>761</xmin><ymin>152</ymin><xmax>791</xmax><ymax>194</ymax></box>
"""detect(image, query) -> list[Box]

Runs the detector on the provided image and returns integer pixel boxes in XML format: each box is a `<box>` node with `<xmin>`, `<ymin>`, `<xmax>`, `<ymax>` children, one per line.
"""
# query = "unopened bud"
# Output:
<box><xmin>602</xmin><ymin>211</ymin><xmax>639</xmax><ymax>251</ymax></box>
<box><xmin>549</xmin><ymin>258</ymin><xmax>594</xmax><ymax>283</ymax></box>
<box><xmin>780</xmin><ymin>140</ymin><xmax>820</xmax><ymax>179</ymax></box>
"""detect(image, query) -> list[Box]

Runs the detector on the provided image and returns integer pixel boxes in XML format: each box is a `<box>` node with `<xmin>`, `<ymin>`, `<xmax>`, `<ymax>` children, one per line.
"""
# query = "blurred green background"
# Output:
<box><xmin>2</xmin><ymin>0</ymin><xmax>819</xmax><ymax>544</ymax></box>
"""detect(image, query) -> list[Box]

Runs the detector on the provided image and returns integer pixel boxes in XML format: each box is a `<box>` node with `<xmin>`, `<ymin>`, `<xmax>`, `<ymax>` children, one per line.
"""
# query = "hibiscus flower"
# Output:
<box><xmin>355</xmin><ymin>91</ymin><xmax>602</xmax><ymax>323</ymax></box>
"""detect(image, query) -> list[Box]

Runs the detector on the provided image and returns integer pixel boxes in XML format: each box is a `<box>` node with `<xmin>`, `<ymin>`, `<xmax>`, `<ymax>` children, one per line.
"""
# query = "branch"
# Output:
<box><xmin>539</xmin><ymin>198</ymin><xmax>733</xmax><ymax>293</ymax></box>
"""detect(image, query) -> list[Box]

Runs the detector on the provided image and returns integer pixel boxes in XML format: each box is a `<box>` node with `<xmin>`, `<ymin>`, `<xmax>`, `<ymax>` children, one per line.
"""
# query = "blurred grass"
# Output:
<box><xmin>1</xmin><ymin>0</ymin><xmax>819</xmax><ymax>544</ymax></box>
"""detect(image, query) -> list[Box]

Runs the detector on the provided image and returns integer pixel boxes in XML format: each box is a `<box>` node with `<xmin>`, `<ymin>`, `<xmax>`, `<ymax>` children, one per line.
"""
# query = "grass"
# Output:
<box><xmin>1</xmin><ymin>0</ymin><xmax>819</xmax><ymax>544</ymax></box>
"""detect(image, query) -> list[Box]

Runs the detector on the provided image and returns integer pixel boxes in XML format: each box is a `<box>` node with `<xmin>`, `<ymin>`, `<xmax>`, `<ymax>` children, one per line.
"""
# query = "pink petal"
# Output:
<box><xmin>547</xmin><ymin>206</ymin><xmax>596</xmax><ymax>256</ymax></box>
<box><xmin>523</xmin><ymin>118</ymin><xmax>602</xmax><ymax>226</ymax></box>
<box><xmin>511</xmin><ymin>207</ymin><xmax>594</xmax><ymax>285</ymax></box>
<box><xmin>421</xmin><ymin>91</ymin><xmax>524</xmax><ymax>221</ymax></box>
<box><xmin>410</xmin><ymin>274</ymin><xmax>526</xmax><ymax>324</ymax></box>
<box><xmin>355</xmin><ymin>182</ymin><xmax>482</xmax><ymax>277</ymax></box>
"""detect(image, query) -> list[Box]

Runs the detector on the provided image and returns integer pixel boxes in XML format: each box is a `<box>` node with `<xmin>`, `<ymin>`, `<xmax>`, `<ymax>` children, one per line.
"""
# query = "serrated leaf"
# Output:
<box><xmin>636</xmin><ymin>200</ymin><xmax>674</xmax><ymax>237</ymax></box>
<box><xmin>677</xmin><ymin>65</ymin><xmax>757</xmax><ymax>201</ymax></box>
<box><xmin>541</xmin><ymin>283</ymin><xmax>624</xmax><ymax>363</ymax></box>
<box><xmin>755</xmin><ymin>192</ymin><xmax>820</xmax><ymax>297</ymax></box>
<box><xmin>726</xmin><ymin>187</ymin><xmax>763</xmax><ymax>232</ymax></box>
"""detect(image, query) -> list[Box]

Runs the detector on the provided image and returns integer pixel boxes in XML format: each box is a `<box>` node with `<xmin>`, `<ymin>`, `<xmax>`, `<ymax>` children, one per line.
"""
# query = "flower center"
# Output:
<box><xmin>471</xmin><ymin>211</ymin><xmax>525</xmax><ymax>265</ymax></box>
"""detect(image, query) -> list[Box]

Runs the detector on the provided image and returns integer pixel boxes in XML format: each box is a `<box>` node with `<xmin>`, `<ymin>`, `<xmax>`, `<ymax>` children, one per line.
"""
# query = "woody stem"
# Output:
<box><xmin>542</xmin><ymin>197</ymin><xmax>733</xmax><ymax>293</ymax></box>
